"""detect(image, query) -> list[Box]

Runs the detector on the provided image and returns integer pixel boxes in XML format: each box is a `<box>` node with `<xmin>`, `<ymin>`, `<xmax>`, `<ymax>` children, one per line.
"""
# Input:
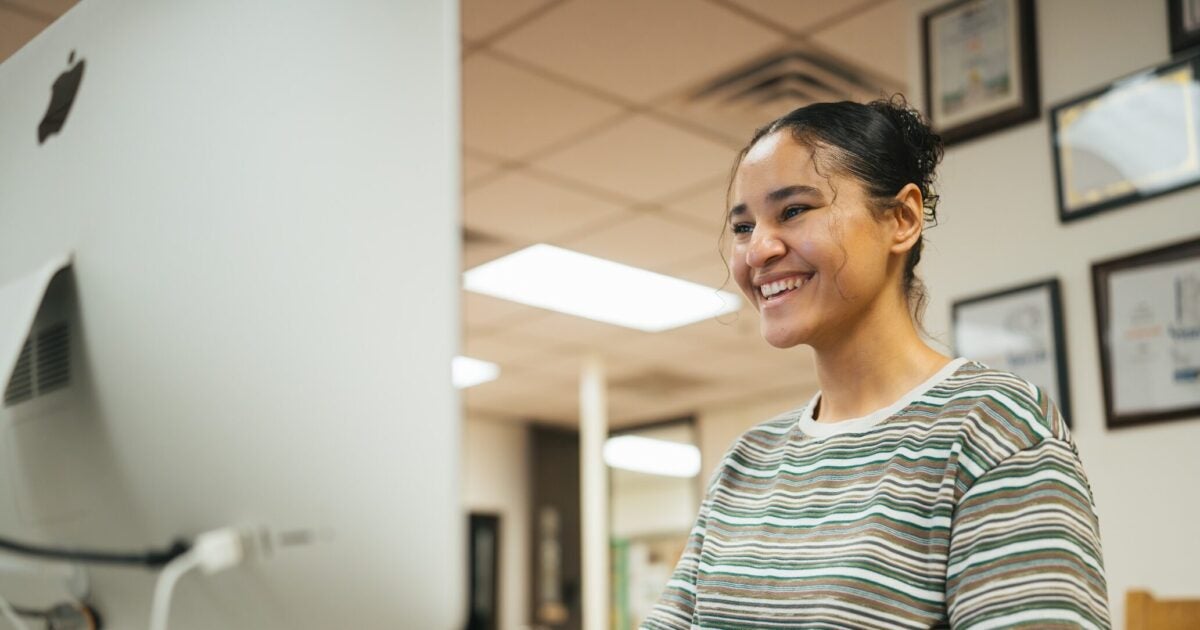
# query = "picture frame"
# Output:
<box><xmin>952</xmin><ymin>278</ymin><xmax>1073</xmax><ymax>425</ymax></box>
<box><xmin>922</xmin><ymin>0</ymin><xmax>1040</xmax><ymax>146</ymax></box>
<box><xmin>1092</xmin><ymin>237</ymin><xmax>1200</xmax><ymax>429</ymax></box>
<box><xmin>1050</xmin><ymin>51</ymin><xmax>1200</xmax><ymax>222</ymax></box>
<box><xmin>1168</xmin><ymin>0</ymin><xmax>1200</xmax><ymax>55</ymax></box>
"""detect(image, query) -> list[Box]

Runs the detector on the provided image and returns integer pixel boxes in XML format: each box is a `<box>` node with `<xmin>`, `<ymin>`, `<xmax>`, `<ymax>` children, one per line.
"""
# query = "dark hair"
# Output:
<box><xmin>727</xmin><ymin>95</ymin><xmax>943</xmax><ymax>328</ymax></box>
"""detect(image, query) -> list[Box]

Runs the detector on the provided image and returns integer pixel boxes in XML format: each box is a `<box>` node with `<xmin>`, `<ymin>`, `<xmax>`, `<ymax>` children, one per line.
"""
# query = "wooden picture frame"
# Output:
<box><xmin>952</xmin><ymin>278</ymin><xmax>1073</xmax><ymax>425</ymax></box>
<box><xmin>1168</xmin><ymin>0</ymin><xmax>1200</xmax><ymax>54</ymax></box>
<box><xmin>922</xmin><ymin>0</ymin><xmax>1040</xmax><ymax>145</ymax></box>
<box><xmin>1050</xmin><ymin>50</ymin><xmax>1200</xmax><ymax>222</ymax></box>
<box><xmin>1092</xmin><ymin>237</ymin><xmax>1200</xmax><ymax>429</ymax></box>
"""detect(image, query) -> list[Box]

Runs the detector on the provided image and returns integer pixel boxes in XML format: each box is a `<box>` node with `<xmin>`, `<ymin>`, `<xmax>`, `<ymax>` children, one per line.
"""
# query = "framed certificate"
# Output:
<box><xmin>1050</xmin><ymin>52</ymin><xmax>1200</xmax><ymax>222</ymax></box>
<box><xmin>922</xmin><ymin>0</ymin><xmax>1040</xmax><ymax>145</ymax></box>
<box><xmin>952</xmin><ymin>278</ymin><xmax>1072</xmax><ymax>425</ymax></box>
<box><xmin>1168</xmin><ymin>0</ymin><xmax>1200</xmax><ymax>54</ymax></box>
<box><xmin>1092</xmin><ymin>237</ymin><xmax>1200</xmax><ymax>429</ymax></box>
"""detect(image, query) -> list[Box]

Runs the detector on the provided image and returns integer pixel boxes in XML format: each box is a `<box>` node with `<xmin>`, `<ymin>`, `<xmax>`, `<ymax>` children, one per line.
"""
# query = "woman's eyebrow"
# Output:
<box><xmin>766</xmin><ymin>184</ymin><xmax>822</xmax><ymax>203</ymax></box>
<box><xmin>728</xmin><ymin>185</ymin><xmax>824</xmax><ymax>221</ymax></box>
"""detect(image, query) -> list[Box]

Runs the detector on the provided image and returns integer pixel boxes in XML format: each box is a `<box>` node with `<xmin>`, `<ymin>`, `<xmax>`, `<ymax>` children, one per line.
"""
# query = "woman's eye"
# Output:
<box><xmin>731</xmin><ymin>222</ymin><xmax>753</xmax><ymax>235</ymax></box>
<box><xmin>782</xmin><ymin>205</ymin><xmax>808</xmax><ymax>219</ymax></box>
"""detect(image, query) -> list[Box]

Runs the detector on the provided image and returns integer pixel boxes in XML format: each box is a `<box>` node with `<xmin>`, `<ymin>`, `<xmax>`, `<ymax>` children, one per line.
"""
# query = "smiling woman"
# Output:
<box><xmin>641</xmin><ymin>98</ymin><xmax>1111</xmax><ymax>629</ymax></box>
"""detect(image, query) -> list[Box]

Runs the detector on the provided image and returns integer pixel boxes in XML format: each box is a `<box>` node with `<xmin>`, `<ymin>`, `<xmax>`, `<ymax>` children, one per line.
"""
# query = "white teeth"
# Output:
<box><xmin>759</xmin><ymin>275</ymin><xmax>810</xmax><ymax>298</ymax></box>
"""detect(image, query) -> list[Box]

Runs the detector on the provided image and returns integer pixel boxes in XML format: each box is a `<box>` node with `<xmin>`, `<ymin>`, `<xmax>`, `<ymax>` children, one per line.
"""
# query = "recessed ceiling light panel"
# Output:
<box><xmin>463</xmin><ymin>244</ymin><xmax>740</xmax><ymax>332</ymax></box>
<box><xmin>603</xmin><ymin>435</ymin><xmax>701</xmax><ymax>478</ymax></box>
<box><xmin>452</xmin><ymin>355</ymin><xmax>499</xmax><ymax>389</ymax></box>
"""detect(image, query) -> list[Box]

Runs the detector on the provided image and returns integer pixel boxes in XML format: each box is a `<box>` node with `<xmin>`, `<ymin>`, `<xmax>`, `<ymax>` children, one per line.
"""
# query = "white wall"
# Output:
<box><xmin>612</xmin><ymin>472</ymin><xmax>696</xmax><ymax>539</ymax></box>
<box><xmin>463</xmin><ymin>417</ymin><xmax>531</xmax><ymax>630</ymax></box>
<box><xmin>909</xmin><ymin>0</ymin><xmax>1200</xmax><ymax>626</ymax></box>
<box><xmin>610</xmin><ymin>422</ymin><xmax>701</xmax><ymax>538</ymax></box>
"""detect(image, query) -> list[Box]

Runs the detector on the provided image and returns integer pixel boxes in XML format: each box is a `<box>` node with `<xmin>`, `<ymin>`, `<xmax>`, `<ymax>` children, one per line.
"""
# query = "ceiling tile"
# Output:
<box><xmin>2</xmin><ymin>0</ymin><xmax>74</xmax><ymax>23</ymax></box>
<box><xmin>460</xmin><ymin>0</ymin><xmax>557</xmax><ymax>42</ymax></box>
<box><xmin>498</xmin><ymin>310</ymin><xmax>632</xmax><ymax>349</ymax></box>
<box><xmin>666</xmin><ymin>251</ymin><xmax>736</xmax><ymax>292</ymax></box>
<box><xmin>609</xmin><ymin>391</ymin><xmax>699</xmax><ymax>426</ymax></box>
<box><xmin>605</xmin><ymin>328</ymin><xmax>715</xmax><ymax>365</ymax></box>
<box><xmin>464</xmin><ymin>367</ymin><xmax>579</xmax><ymax>423</ymax></box>
<box><xmin>460</xmin><ymin>333</ymin><xmax>817</xmax><ymax>426</ymax></box>
<box><xmin>462</xmin><ymin>53</ymin><xmax>624</xmax><ymax>160</ymax></box>
<box><xmin>463</xmin><ymin>238</ymin><xmax>523</xmax><ymax>270</ymax></box>
<box><xmin>491</xmin><ymin>0</ymin><xmax>787</xmax><ymax>103</ymax></box>
<box><xmin>561</xmin><ymin>212</ymin><xmax>719</xmax><ymax>271</ymax></box>
<box><xmin>809</xmin><ymin>0</ymin><xmax>911</xmax><ymax>85</ymax></box>
<box><xmin>666</xmin><ymin>304</ymin><xmax>760</xmax><ymax>355</ymax></box>
<box><xmin>462</xmin><ymin>291</ymin><xmax>543</xmax><ymax>331</ymax></box>
<box><xmin>688</xmin><ymin>340</ymin><xmax>818</xmax><ymax>383</ymax></box>
<box><xmin>0</xmin><ymin>7</ymin><xmax>51</xmax><ymax>63</ymax></box>
<box><xmin>463</xmin><ymin>331</ymin><xmax>559</xmax><ymax>367</ymax></box>
<box><xmin>721</xmin><ymin>0</ymin><xmax>868</xmax><ymax>34</ymax></box>
<box><xmin>531</xmin><ymin>115</ymin><xmax>737</xmax><ymax>203</ymax></box>
<box><xmin>463</xmin><ymin>152</ymin><xmax>504</xmax><ymax>187</ymax></box>
<box><xmin>662</xmin><ymin>178</ymin><xmax>731</xmax><ymax>239</ymax></box>
<box><xmin>464</xmin><ymin>170</ymin><xmax>632</xmax><ymax>243</ymax></box>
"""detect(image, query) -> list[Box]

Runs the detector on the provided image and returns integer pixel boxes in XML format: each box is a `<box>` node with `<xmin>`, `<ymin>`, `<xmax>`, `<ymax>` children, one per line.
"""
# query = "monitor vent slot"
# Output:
<box><xmin>4</xmin><ymin>322</ymin><xmax>70</xmax><ymax>406</ymax></box>
<box><xmin>4</xmin><ymin>340</ymin><xmax>34</xmax><ymax>405</ymax></box>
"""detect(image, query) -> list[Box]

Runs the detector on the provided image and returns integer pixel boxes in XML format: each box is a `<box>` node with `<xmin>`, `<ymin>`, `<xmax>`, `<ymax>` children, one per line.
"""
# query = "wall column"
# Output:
<box><xmin>580</xmin><ymin>354</ymin><xmax>609</xmax><ymax>630</ymax></box>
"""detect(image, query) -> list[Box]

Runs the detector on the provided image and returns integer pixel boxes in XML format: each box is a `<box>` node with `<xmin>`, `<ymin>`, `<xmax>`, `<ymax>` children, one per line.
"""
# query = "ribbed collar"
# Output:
<box><xmin>798</xmin><ymin>357</ymin><xmax>969</xmax><ymax>439</ymax></box>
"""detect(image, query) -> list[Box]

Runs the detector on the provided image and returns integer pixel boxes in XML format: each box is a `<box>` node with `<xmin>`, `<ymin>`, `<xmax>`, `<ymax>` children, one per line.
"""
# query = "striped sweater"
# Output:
<box><xmin>642</xmin><ymin>358</ymin><xmax>1109</xmax><ymax>629</ymax></box>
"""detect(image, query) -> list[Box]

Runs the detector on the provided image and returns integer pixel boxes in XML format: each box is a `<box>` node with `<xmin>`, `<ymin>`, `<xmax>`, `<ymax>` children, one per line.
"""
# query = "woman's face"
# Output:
<box><xmin>727</xmin><ymin>131</ymin><xmax>899</xmax><ymax>350</ymax></box>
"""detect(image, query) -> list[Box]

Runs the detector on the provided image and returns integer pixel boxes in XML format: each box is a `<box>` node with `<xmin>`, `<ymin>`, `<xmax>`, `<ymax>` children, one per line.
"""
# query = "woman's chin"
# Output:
<box><xmin>760</xmin><ymin>324</ymin><xmax>808</xmax><ymax>349</ymax></box>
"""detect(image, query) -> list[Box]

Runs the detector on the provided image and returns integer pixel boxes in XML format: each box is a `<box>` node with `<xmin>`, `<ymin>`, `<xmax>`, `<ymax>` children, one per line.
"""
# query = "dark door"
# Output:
<box><xmin>529</xmin><ymin>426</ymin><xmax>581</xmax><ymax>630</ymax></box>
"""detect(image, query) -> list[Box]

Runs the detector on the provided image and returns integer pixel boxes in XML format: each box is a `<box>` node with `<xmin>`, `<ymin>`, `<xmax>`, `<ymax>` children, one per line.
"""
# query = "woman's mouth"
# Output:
<box><xmin>758</xmin><ymin>274</ymin><xmax>813</xmax><ymax>302</ymax></box>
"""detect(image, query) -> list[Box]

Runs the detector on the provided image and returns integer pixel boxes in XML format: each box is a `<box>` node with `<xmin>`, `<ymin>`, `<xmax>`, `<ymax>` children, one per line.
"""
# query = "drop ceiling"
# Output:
<box><xmin>459</xmin><ymin>0</ymin><xmax>908</xmax><ymax>427</ymax></box>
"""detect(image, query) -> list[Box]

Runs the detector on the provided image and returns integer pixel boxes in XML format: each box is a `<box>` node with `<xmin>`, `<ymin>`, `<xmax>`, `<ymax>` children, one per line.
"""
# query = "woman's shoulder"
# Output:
<box><xmin>943</xmin><ymin>360</ymin><xmax>1068</xmax><ymax>428</ymax></box>
<box><xmin>709</xmin><ymin>408</ymin><xmax>804</xmax><ymax>477</ymax></box>
<box><xmin>937</xmin><ymin>359</ymin><xmax>1075</xmax><ymax>473</ymax></box>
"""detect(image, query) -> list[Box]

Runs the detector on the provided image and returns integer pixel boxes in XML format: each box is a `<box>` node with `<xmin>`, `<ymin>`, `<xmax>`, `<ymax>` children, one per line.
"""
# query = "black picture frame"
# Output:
<box><xmin>466</xmin><ymin>513</ymin><xmax>501</xmax><ymax>630</ymax></box>
<box><xmin>1049</xmin><ymin>50</ymin><xmax>1200</xmax><ymax>223</ymax></box>
<box><xmin>1168</xmin><ymin>0</ymin><xmax>1200</xmax><ymax>54</ymax></box>
<box><xmin>922</xmin><ymin>0</ymin><xmax>1040</xmax><ymax>146</ymax></box>
<box><xmin>1092</xmin><ymin>237</ymin><xmax>1200</xmax><ymax>429</ymax></box>
<box><xmin>951</xmin><ymin>278</ymin><xmax>1072</xmax><ymax>426</ymax></box>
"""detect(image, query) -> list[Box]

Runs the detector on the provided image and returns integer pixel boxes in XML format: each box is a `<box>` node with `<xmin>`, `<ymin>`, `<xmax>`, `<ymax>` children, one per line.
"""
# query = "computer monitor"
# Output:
<box><xmin>0</xmin><ymin>1</ymin><xmax>462</xmax><ymax>627</ymax></box>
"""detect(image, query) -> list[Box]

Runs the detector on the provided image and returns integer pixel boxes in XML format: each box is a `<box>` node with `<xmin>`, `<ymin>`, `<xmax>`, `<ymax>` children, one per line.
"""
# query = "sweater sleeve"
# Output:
<box><xmin>945</xmin><ymin>437</ymin><xmax>1110</xmax><ymax>628</ymax></box>
<box><xmin>639</xmin><ymin>494</ymin><xmax>711</xmax><ymax>630</ymax></box>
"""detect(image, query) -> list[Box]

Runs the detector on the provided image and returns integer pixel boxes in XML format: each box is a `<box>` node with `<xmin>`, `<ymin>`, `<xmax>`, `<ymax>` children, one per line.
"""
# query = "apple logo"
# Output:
<box><xmin>38</xmin><ymin>50</ymin><xmax>85</xmax><ymax>144</ymax></box>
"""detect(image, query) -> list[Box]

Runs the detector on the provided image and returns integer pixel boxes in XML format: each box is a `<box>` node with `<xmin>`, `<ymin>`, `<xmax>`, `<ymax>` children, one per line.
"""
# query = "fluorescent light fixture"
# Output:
<box><xmin>603</xmin><ymin>435</ymin><xmax>701</xmax><ymax>478</ymax></box>
<box><xmin>463</xmin><ymin>244</ymin><xmax>741</xmax><ymax>332</ymax></box>
<box><xmin>452</xmin><ymin>355</ymin><xmax>499</xmax><ymax>389</ymax></box>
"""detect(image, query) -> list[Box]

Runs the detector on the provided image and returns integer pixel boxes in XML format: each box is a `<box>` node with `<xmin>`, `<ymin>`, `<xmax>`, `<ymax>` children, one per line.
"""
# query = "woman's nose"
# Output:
<box><xmin>746</xmin><ymin>228</ymin><xmax>785</xmax><ymax>268</ymax></box>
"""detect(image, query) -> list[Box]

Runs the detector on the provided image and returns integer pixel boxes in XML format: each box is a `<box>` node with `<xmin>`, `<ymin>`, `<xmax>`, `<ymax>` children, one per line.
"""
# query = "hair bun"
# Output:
<box><xmin>869</xmin><ymin>95</ymin><xmax>943</xmax><ymax>219</ymax></box>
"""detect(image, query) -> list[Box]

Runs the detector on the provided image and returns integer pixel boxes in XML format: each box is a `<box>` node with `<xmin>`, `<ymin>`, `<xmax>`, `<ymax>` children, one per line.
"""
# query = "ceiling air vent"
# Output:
<box><xmin>4</xmin><ymin>322</ymin><xmax>70</xmax><ymax>407</ymax></box>
<box><xmin>661</xmin><ymin>43</ymin><xmax>905</xmax><ymax>141</ymax></box>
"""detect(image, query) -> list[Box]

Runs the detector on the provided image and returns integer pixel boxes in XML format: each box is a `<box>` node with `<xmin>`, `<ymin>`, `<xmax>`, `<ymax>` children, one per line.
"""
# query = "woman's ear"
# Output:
<box><xmin>889</xmin><ymin>183</ymin><xmax>924</xmax><ymax>255</ymax></box>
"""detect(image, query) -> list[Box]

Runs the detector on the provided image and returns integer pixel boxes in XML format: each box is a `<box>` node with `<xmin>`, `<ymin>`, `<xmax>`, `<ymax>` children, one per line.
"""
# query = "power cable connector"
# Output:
<box><xmin>190</xmin><ymin>528</ymin><xmax>243</xmax><ymax>575</ymax></box>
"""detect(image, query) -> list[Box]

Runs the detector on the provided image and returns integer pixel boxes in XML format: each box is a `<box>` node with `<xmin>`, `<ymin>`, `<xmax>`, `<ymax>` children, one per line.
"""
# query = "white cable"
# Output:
<box><xmin>148</xmin><ymin>528</ymin><xmax>244</xmax><ymax>630</ymax></box>
<box><xmin>148</xmin><ymin>551</ymin><xmax>201</xmax><ymax>630</ymax></box>
<box><xmin>0</xmin><ymin>592</ymin><xmax>30</xmax><ymax>630</ymax></box>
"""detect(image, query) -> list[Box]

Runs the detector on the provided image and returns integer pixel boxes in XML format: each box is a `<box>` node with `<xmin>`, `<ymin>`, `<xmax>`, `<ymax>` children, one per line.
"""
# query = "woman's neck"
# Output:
<box><xmin>811</xmin><ymin>303</ymin><xmax>952</xmax><ymax>423</ymax></box>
